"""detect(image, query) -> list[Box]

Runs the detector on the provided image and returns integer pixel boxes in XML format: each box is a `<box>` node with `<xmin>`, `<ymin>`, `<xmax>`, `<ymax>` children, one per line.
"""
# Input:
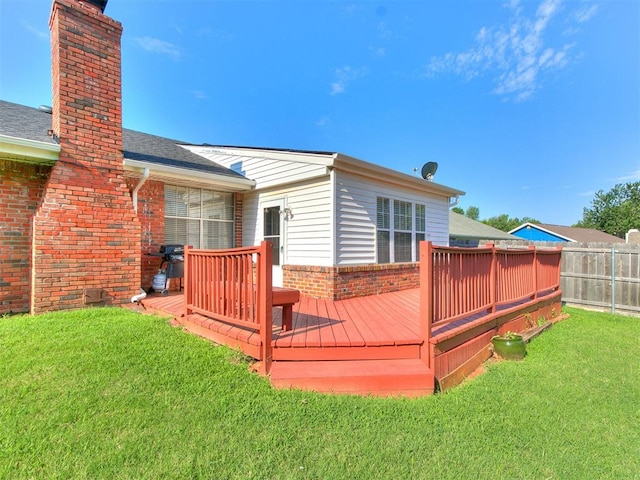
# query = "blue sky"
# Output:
<box><xmin>1</xmin><ymin>0</ymin><xmax>638</xmax><ymax>226</ymax></box>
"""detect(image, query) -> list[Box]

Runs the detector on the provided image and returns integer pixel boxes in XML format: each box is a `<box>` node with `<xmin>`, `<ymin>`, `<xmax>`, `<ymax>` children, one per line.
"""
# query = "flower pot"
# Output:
<box><xmin>492</xmin><ymin>334</ymin><xmax>526</xmax><ymax>360</ymax></box>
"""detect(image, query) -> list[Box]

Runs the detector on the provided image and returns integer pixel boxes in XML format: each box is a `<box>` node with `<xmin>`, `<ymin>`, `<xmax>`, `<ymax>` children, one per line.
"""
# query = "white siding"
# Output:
<box><xmin>334</xmin><ymin>171</ymin><xmax>450</xmax><ymax>265</ymax></box>
<box><xmin>243</xmin><ymin>177</ymin><xmax>334</xmax><ymax>267</ymax></box>
<box><xmin>183</xmin><ymin>146</ymin><xmax>330</xmax><ymax>190</ymax></box>
<box><xmin>183</xmin><ymin>145</ymin><xmax>454</xmax><ymax>267</ymax></box>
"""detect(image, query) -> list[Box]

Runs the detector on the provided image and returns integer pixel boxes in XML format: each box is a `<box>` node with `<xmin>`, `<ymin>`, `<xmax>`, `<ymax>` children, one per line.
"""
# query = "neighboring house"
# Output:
<box><xmin>448</xmin><ymin>211</ymin><xmax>518</xmax><ymax>247</ymax></box>
<box><xmin>509</xmin><ymin>223</ymin><xmax>623</xmax><ymax>243</ymax></box>
<box><xmin>627</xmin><ymin>229</ymin><xmax>640</xmax><ymax>244</ymax></box>
<box><xmin>0</xmin><ymin>0</ymin><xmax>464</xmax><ymax>314</ymax></box>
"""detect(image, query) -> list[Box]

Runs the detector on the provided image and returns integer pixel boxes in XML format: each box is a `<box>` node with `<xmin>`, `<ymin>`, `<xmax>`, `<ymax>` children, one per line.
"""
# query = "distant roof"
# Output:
<box><xmin>510</xmin><ymin>222</ymin><xmax>623</xmax><ymax>243</ymax></box>
<box><xmin>449</xmin><ymin>211</ymin><xmax>517</xmax><ymax>241</ymax></box>
<box><xmin>0</xmin><ymin>100</ymin><xmax>244</xmax><ymax>179</ymax></box>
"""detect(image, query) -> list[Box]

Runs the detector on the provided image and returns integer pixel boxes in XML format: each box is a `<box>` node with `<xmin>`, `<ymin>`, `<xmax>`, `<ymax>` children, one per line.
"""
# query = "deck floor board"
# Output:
<box><xmin>141</xmin><ymin>289</ymin><xmax>421</xmax><ymax>350</ymax></box>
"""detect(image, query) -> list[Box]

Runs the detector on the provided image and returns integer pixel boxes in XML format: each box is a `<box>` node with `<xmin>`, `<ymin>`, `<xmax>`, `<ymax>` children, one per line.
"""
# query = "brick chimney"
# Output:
<box><xmin>31</xmin><ymin>0</ymin><xmax>140</xmax><ymax>313</ymax></box>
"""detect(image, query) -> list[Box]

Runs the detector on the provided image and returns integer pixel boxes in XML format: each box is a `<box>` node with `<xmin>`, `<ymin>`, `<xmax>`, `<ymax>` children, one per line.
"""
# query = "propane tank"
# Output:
<box><xmin>152</xmin><ymin>270</ymin><xmax>167</xmax><ymax>292</ymax></box>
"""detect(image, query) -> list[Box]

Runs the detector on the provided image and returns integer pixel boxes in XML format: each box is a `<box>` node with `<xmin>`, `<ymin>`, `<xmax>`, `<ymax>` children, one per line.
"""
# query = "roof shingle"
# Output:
<box><xmin>0</xmin><ymin>100</ymin><xmax>244</xmax><ymax>179</ymax></box>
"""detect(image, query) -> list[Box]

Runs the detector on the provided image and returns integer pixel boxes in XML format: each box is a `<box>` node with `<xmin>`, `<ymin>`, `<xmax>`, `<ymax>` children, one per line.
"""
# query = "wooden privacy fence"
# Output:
<box><xmin>183</xmin><ymin>241</ymin><xmax>273</xmax><ymax>372</ymax></box>
<box><xmin>420</xmin><ymin>242</ymin><xmax>562</xmax><ymax>361</ymax></box>
<box><xmin>494</xmin><ymin>240</ymin><xmax>640</xmax><ymax>317</ymax></box>
<box><xmin>560</xmin><ymin>244</ymin><xmax>640</xmax><ymax>316</ymax></box>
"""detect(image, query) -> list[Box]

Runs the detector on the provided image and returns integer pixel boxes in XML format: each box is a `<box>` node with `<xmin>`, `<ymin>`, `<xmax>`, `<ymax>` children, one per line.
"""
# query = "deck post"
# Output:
<box><xmin>489</xmin><ymin>243</ymin><xmax>496</xmax><ymax>314</ymax></box>
<box><xmin>184</xmin><ymin>245</ymin><xmax>192</xmax><ymax>317</ymax></box>
<box><xmin>419</xmin><ymin>241</ymin><xmax>433</xmax><ymax>368</ymax></box>
<box><xmin>257</xmin><ymin>240</ymin><xmax>273</xmax><ymax>374</ymax></box>
<box><xmin>530</xmin><ymin>245</ymin><xmax>538</xmax><ymax>299</ymax></box>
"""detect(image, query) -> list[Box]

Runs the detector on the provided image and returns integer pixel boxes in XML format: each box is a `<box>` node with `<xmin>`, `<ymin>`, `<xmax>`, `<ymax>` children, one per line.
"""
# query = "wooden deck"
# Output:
<box><xmin>140</xmin><ymin>289</ymin><xmax>434</xmax><ymax>397</ymax></box>
<box><xmin>142</xmin><ymin>289</ymin><xmax>422</xmax><ymax>354</ymax></box>
<box><xmin>140</xmin><ymin>286</ymin><xmax>563</xmax><ymax>397</ymax></box>
<box><xmin>140</xmin><ymin>242</ymin><xmax>564</xmax><ymax>397</ymax></box>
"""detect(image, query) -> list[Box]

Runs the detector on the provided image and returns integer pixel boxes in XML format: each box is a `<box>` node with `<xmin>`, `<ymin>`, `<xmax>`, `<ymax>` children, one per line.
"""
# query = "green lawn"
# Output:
<box><xmin>1</xmin><ymin>306</ymin><xmax>638</xmax><ymax>479</ymax></box>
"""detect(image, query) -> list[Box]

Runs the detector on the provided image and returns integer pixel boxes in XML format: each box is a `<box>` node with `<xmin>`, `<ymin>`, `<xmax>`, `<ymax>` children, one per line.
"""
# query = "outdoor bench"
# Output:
<box><xmin>272</xmin><ymin>287</ymin><xmax>300</xmax><ymax>331</ymax></box>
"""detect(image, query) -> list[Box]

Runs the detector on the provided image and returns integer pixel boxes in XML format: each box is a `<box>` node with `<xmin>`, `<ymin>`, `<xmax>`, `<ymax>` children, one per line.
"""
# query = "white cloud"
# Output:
<box><xmin>330</xmin><ymin>66</ymin><xmax>368</xmax><ymax>96</ymax></box>
<box><xmin>378</xmin><ymin>21</ymin><xmax>392</xmax><ymax>40</ymax></box>
<box><xmin>611</xmin><ymin>169</ymin><xmax>640</xmax><ymax>183</ymax></box>
<box><xmin>425</xmin><ymin>0</ymin><xmax>598</xmax><ymax>101</ymax></box>
<box><xmin>133</xmin><ymin>36</ymin><xmax>182</xmax><ymax>60</ymax></box>
<box><xmin>22</xmin><ymin>21</ymin><xmax>47</xmax><ymax>40</ymax></box>
<box><xmin>575</xmin><ymin>4</ymin><xmax>599</xmax><ymax>23</ymax></box>
<box><xmin>196</xmin><ymin>27</ymin><xmax>234</xmax><ymax>42</ymax></box>
<box><xmin>190</xmin><ymin>90</ymin><xmax>208</xmax><ymax>99</ymax></box>
<box><xmin>370</xmin><ymin>46</ymin><xmax>386</xmax><ymax>57</ymax></box>
<box><xmin>316</xmin><ymin>116</ymin><xmax>330</xmax><ymax>127</ymax></box>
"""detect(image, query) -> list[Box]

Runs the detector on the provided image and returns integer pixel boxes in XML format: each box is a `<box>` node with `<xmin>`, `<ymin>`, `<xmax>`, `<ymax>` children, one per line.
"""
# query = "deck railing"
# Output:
<box><xmin>183</xmin><ymin>241</ymin><xmax>273</xmax><ymax>372</ymax></box>
<box><xmin>420</xmin><ymin>242</ymin><xmax>562</xmax><ymax>355</ymax></box>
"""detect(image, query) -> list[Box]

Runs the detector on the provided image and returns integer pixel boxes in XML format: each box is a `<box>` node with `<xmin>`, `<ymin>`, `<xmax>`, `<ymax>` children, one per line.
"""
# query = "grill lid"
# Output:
<box><xmin>160</xmin><ymin>244</ymin><xmax>184</xmax><ymax>255</ymax></box>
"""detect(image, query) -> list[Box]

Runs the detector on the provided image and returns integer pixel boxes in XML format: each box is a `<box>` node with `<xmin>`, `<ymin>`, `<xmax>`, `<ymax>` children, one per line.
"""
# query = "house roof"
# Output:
<box><xmin>0</xmin><ymin>101</ymin><xmax>59</xmax><ymax>145</ymax></box>
<box><xmin>509</xmin><ymin>222</ymin><xmax>623</xmax><ymax>243</ymax></box>
<box><xmin>123</xmin><ymin>129</ymin><xmax>245</xmax><ymax>177</ymax></box>
<box><xmin>188</xmin><ymin>144</ymin><xmax>466</xmax><ymax>199</ymax></box>
<box><xmin>0</xmin><ymin>100</ymin><xmax>253</xmax><ymax>189</ymax></box>
<box><xmin>1</xmin><ymin>99</ymin><xmax>464</xmax><ymax>197</ymax></box>
<box><xmin>449</xmin><ymin>211</ymin><xmax>517</xmax><ymax>241</ymax></box>
<box><xmin>0</xmin><ymin>101</ymin><xmax>61</xmax><ymax>164</ymax></box>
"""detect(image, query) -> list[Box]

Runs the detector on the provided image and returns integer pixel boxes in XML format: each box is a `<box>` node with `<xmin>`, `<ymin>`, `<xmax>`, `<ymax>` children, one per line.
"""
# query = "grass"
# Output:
<box><xmin>1</xmin><ymin>306</ymin><xmax>638</xmax><ymax>479</ymax></box>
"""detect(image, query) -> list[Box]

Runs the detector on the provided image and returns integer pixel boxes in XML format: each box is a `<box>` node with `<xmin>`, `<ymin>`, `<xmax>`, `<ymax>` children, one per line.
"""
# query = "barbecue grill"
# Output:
<box><xmin>151</xmin><ymin>244</ymin><xmax>184</xmax><ymax>295</ymax></box>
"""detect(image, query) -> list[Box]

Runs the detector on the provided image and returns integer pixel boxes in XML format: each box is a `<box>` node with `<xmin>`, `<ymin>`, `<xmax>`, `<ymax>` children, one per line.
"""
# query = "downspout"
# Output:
<box><xmin>131</xmin><ymin>288</ymin><xmax>147</xmax><ymax>303</ymax></box>
<box><xmin>131</xmin><ymin>168</ymin><xmax>150</xmax><ymax>302</ymax></box>
<box><xmin>448</xmin><ymin>194</ymin><xmax>460</xmax><ymax>208</ymax></box>
<box><xmin>132</xmin><ymin>167</ymin><xmax>150</xmax><ymax>213</ymax></box>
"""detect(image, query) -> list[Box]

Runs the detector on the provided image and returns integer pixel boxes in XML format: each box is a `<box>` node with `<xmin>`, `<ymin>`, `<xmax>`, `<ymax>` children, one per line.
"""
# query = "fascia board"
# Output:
<box><xmin>124</xmin><ymin>159</ymin><xmax>256</xmax><ymax>191</ymax></box>
<box><xmin>333</xmin><ymin>153</ymin><xmax>466</xmax><ymax>198</ymax></box>
<box><xmin>185</xmin><ymin>145</ymin><xmax>335</xmax><ymax>166</ymax></box>
<box><xmin>0</xmin><ymin>134</ymin><xmax>60</xmax><ymax>163</ymax></box>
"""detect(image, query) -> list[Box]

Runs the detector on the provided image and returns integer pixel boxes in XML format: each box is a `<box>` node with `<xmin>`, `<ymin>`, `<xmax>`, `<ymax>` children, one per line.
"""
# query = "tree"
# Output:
<box><xmin>483</xmin><ymin>214</ymin><xmax>540</xmax><ymax>233</ymax></box>
<box><xmin>465</xmin><ymin>206</ymin><xmax>480</xmax><ymax>220</ymax></box>
<box><xmin>451</xmin><ymin>205</ymin><xmax>480</xmax><ymax>220</ymax></box>
<box><xmin>576</xmin><ymin>181</ymin><xmax>640</xmax><ymax>238</ymax></box>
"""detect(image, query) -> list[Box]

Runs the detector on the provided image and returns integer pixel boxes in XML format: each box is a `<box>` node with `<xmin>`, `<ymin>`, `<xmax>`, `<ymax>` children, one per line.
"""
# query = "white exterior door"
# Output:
<box><xmin>262</xmin><ymin>199</ymin><xmax>285</xmax><ymax>287</ymax></box>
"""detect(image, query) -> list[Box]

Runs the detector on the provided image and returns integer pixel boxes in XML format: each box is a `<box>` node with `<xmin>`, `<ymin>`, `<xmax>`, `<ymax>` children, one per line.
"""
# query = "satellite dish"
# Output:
<box><xmin>421</xmin><ymin>161</ymin><xmax>438</xmax><ymax>181</ymax></box>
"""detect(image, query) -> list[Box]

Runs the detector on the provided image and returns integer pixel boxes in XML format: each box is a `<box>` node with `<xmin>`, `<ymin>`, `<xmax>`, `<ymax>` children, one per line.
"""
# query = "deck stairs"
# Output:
<box><xmin>177</xmin><ymin>311</ymin><xmax>434</xmax><ymax>397</ymax></box>
<box><xmin>269</xmin><ymin>358</ymin><xmax>434</xmax><ymax>397</ymax></box>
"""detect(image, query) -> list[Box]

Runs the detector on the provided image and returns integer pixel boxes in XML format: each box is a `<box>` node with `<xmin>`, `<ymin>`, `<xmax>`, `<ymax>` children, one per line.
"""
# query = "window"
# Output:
<box><xmin>263</xmin><ymin>206</ymin><xmax>281</xmax><ymax>266</ymax></box>
<box><xmin>376</xmin><ymin>197</ymin><xmax>426</xmax><ymax>263</ymax></box>
<box><xmin>165</xmin><ymin>185</ymin><xmax>234</xmax><ymax>249</ymax></box>
<box><xmin>415</xmin><ymin>204</ymin><xmax>426</xmax><ymax>258</ymax></box>
<box><xmin>394</xmin><ymin>200</ymin><xmax>412</xmax><ymax>262</ymax></box>
<box><xmin>376</xmin><ymin>198</ymin><xmax>390</xmax><ymax>263</ymax></box>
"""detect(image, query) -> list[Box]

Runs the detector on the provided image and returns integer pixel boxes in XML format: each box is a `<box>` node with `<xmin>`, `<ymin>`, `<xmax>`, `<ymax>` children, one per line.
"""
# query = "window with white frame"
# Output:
<box><xmin>415</xmin><ymin>203</ymin><xmax>426</xmax><ymax>259</ymax></box>
<box><xmin>376</xmin><ymin>196</ymin><xmax>426</xmax><ymax>263</ymax></box>
<box><xmin>164</xmin><ymin>185</ymin><xmax>234</xmax><ymax>249</ymax></box>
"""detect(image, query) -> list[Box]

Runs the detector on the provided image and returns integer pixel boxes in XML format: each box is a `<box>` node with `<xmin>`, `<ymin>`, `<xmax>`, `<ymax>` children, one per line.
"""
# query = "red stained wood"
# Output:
<box><xmin>269</xmin><ymin>359</ymin><xmax>434</xmax><ymax>397</ymax></box>
<box><xmin>273</xmin><ymin>287</ymin><xmax>300</xmax><ymax>331</ymax></box>
<box><xmin>144</xmin><ymin>290</ymin><xmax>423</xmax><ymax>354</ymax></box>
<box><xmin>143</xmin><ymin>241</ymin><xmax>562</xmax><ymax>397</ymax></box>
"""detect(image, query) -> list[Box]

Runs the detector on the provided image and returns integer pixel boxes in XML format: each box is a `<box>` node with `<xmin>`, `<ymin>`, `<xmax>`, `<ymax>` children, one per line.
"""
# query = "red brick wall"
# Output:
<box><xmin>125</xmin><ymin>177</ymin><xmax>164</xmax><ymax>289</ymax></box>
<box><xmin>283</xmin><ymin>265</ymin><xmax>333</xmax><ymax>299</ymax></box>
<box><xmin>0</xmin><ymin>161</ymin><xmax>51</xmax><ymax>314</ymax></box>
<box><xmin>124</xmin><ymin>179</ymin><xmax>245</xmax><ymax>292</ymax></box>
<box><xmin>30</xmin><ymin>0</ymin><xmax>140</xmax><ymax>313</ymax></box>
<box><xmin>284</xmin><ymin>262</ymin><xmax>420</xmax><ymax>300</ymax></box>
